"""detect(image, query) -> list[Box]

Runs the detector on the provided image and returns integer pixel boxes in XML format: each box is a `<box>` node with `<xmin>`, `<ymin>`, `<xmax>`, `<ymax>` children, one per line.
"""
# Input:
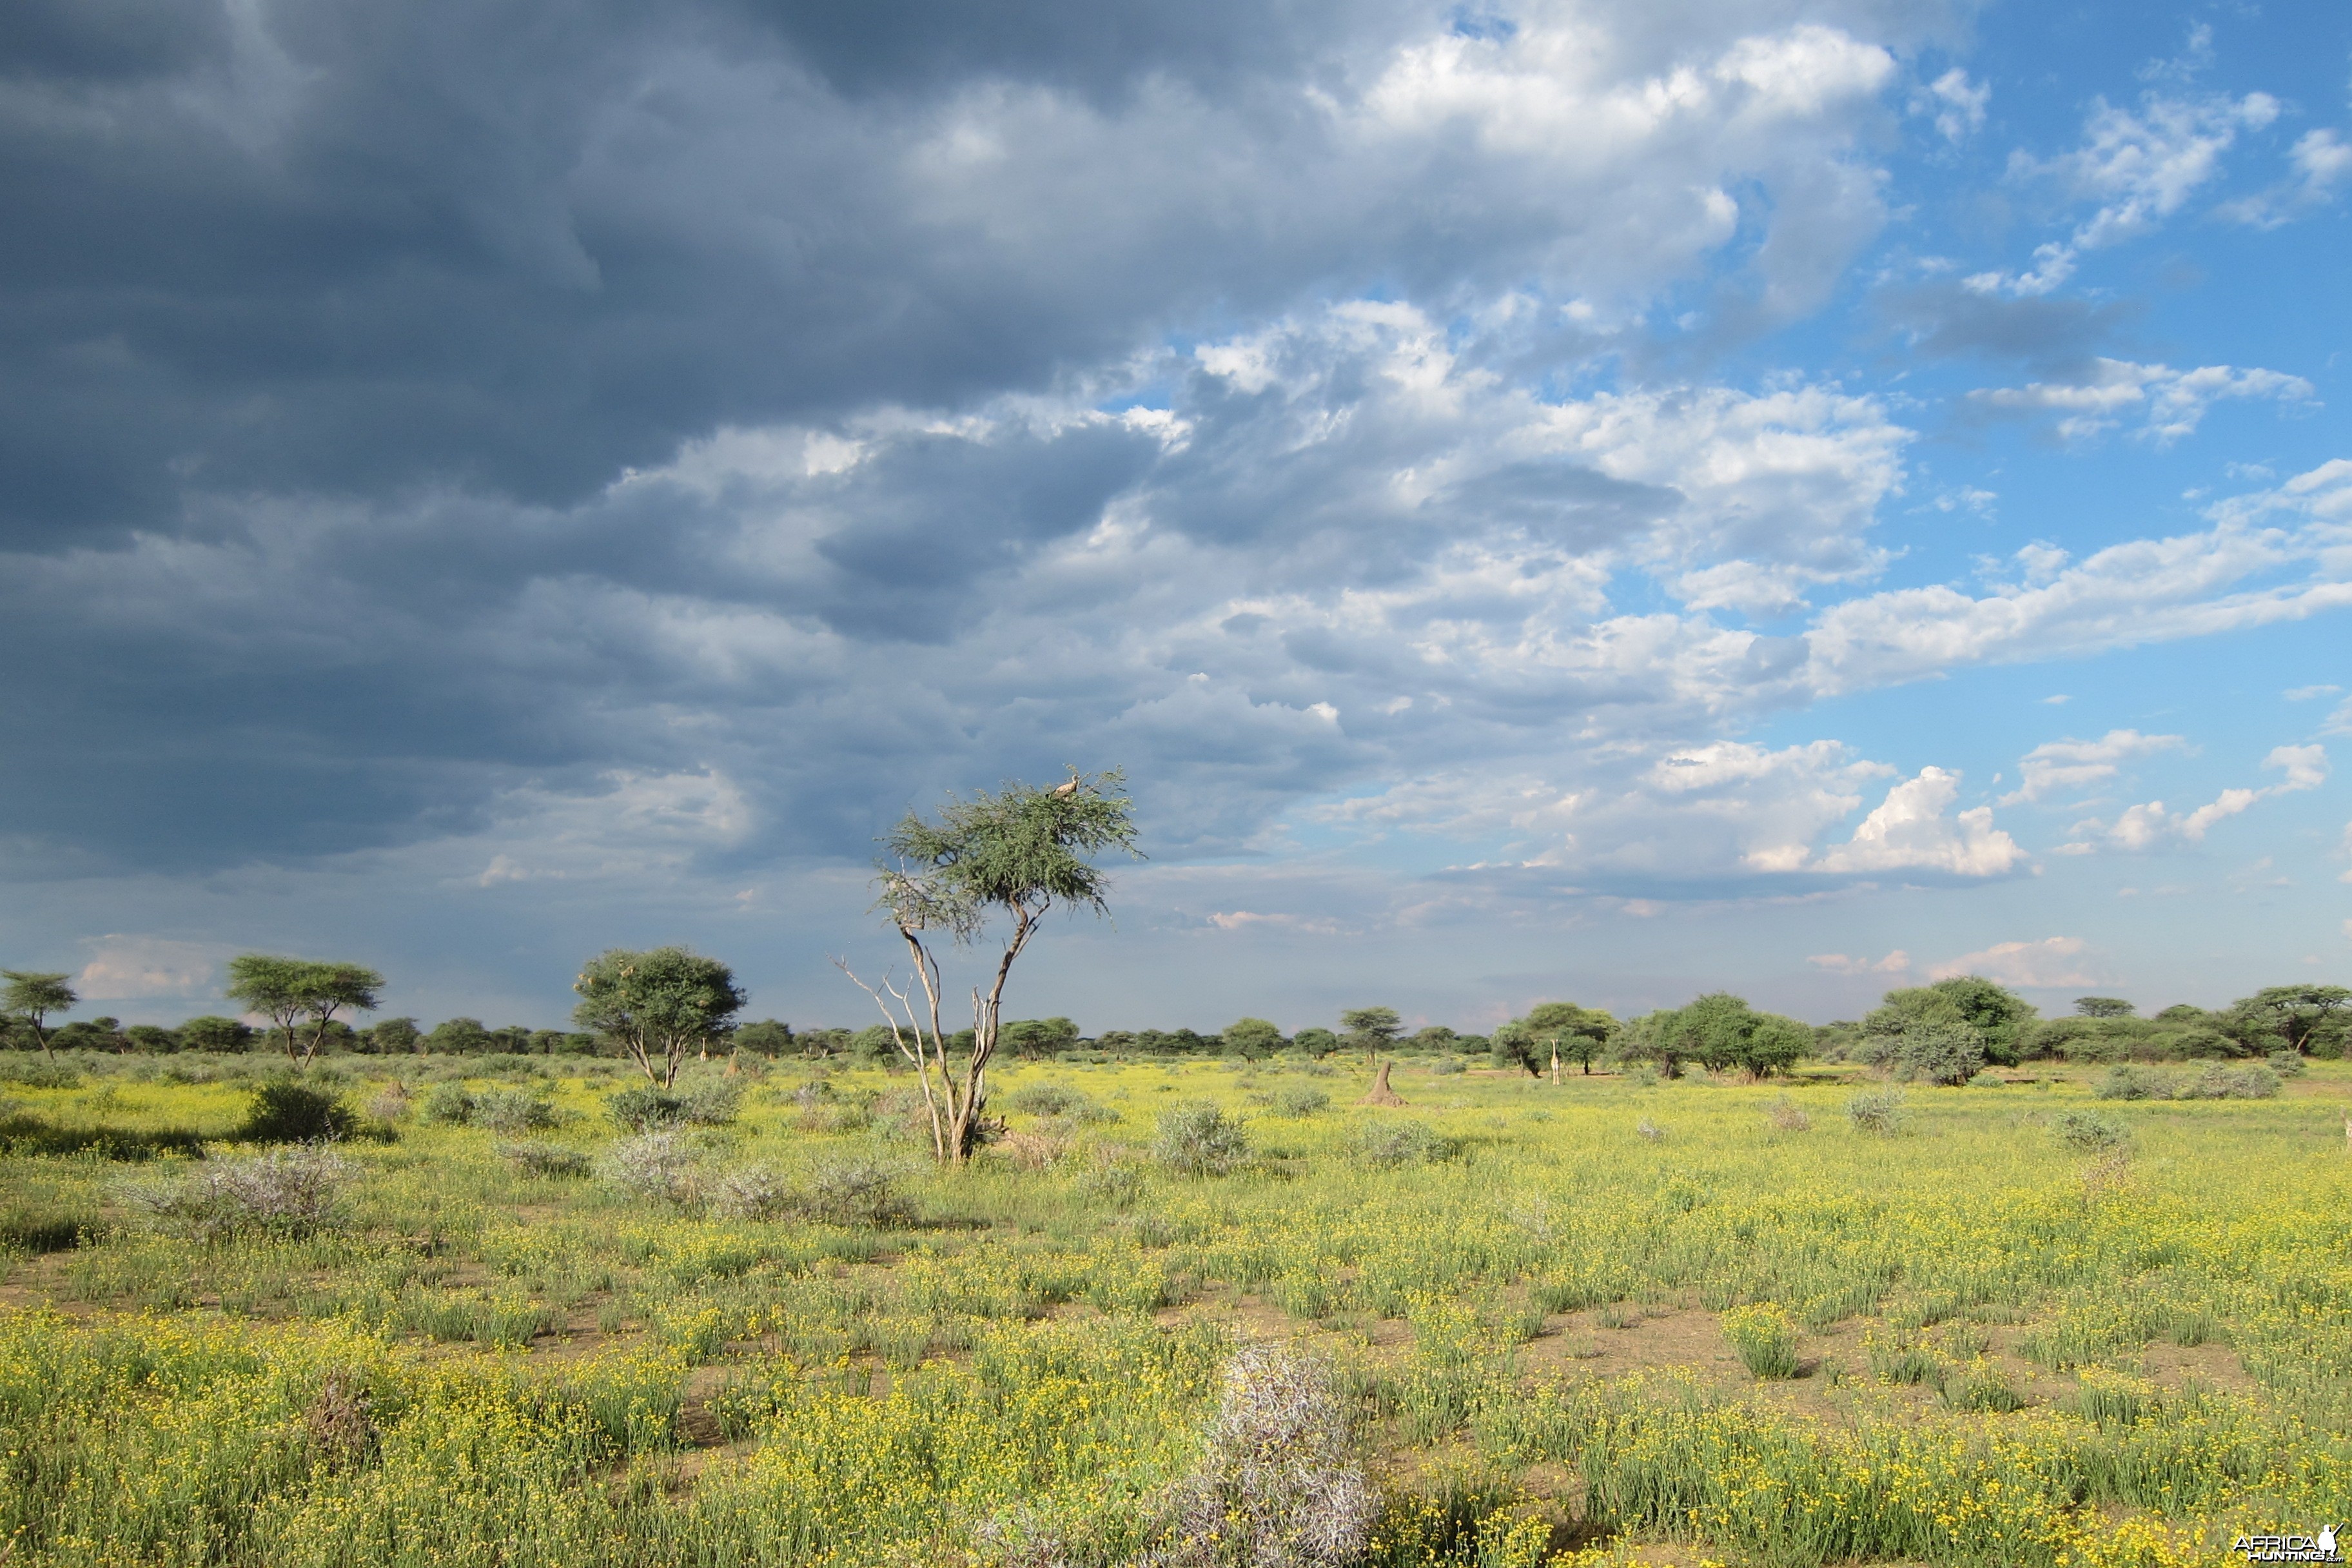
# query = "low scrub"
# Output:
<box><xmin>239</xmin><ymin>1082</ymin><xmax>366</xmax><ymax>1144</ymax></box>
<box><xmin>1845</xmin><ymin>1088</ymin><xmax>1906</xmax><ymax>1135</ymax></box>
<box><xmin>1153</xmin><ymin>1101</ymin><xmax>1251</xmax><ymax>1177</ymax></box>
<box><xmin>1269</xmin><ymin>1086</ymin><xmax>1331</xmax><ymax>1118</ymax></box>
<box><xmin>2053</xmin><ymin>1110</ymin><xmax>2131</xmax><ymax>1152</ymax></box>
<box><xmin>0</xmin><ymin>1058</ymin><xmax>81</xmax><ymax>1088</ymax></box>
<box><xmin>497</xmin><ymin>1141</ymin><xmax>591</xmax><ymax>1178</ymax></box>
<box><xmin>0</xmin><ymin>1112</ymin><xmax>206</xmax><ymax>1161</ymax></box>
<box><xmin>803</xmin><ymin>1157</ymin><xmax>916</xmax><ymax>1228</ymax></box>
<box><xmin>0</xmin><ymin>1197</ymin><xmax>100</xmax><ymax>1252</ymax></box>
<box><xmin>2096</xmin><ymin>1063</ymin><xmax>2282</xmax><ymax>1102</ymax></box>
<box><xmin>707</xmin><ymin>1163</ymin><xmax>793</xmax><ymax>1220</ymax></box>
<box><xmin>469</xmin><ymin>1088</ymin><xmax>559</xmax><ymax>1132</ymax></box>
<box><xmin>598</xmin><ymin>1131</ymin><xmax>701</xmax><ymax>1205</ymax></box>
<box><xmin>1340</xmin><ymin>1117</ymin><xmax>1463</xmax><ymax>1169</ymax></box>
<box><xmin>126</xmin><ymin>1146</ymin><xmax>354</xmax><ymax>1241</ymax></box>
<box><xmin>1151</xmin><ymin>1345</ymin><xmax>1375</xmax><ymax>1567</ymax></box>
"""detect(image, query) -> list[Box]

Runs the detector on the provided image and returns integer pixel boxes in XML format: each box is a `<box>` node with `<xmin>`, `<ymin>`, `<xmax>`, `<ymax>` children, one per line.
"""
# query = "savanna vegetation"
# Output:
<box><xmin>5</xmin><ymin>774</ymin><xmax>2348</xmax><ymax>1565</ymax></box>
<box><xmin>1</xmin><ymin>1040</ymin><xmax>2347</xmax><ymax>1567</ymax></box>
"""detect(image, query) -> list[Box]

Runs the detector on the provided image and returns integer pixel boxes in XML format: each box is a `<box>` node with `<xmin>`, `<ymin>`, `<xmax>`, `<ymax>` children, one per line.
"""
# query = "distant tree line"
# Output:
<box><xmin>7</xmin><ymin>960</ymin><xmax>2344</xmax><ymax>1084</ymax></box>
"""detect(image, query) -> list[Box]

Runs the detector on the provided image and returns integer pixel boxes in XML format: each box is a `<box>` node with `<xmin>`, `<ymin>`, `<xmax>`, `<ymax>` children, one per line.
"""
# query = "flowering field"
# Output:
<box><xmin>2</xmin><ymin>1051</ymin><xmax>2347</xmax><ymax>1566</ymax></box>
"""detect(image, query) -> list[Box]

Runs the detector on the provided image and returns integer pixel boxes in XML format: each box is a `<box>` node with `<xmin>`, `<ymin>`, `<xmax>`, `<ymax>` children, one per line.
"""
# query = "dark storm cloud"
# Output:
<box><xmin>1</xmin><ymin>0</ymin><xmax>1974</xmax><ymax>892</ymax></box>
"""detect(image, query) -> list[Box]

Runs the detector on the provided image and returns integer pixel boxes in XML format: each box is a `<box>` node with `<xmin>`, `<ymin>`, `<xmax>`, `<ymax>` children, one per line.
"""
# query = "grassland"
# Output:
<box><xmin>2</xmin><ymin>1049</ymin><xmax>2348</xmax><ymax>1567</ymax></box>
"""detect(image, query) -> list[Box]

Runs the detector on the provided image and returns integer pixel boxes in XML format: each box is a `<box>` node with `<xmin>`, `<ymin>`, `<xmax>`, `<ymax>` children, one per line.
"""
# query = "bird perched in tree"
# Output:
<box><xmin>1051</xmin><ymin>769</ymin><xmax>1081</xmax><ymax>798</ymax></box>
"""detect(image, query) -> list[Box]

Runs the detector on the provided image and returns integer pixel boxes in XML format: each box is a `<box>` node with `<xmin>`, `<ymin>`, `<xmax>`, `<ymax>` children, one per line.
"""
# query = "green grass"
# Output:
<box><xmin>0</xmin><ymin>1048</ymin><xmax>2346</xmax><ymax>1567</ymax></box>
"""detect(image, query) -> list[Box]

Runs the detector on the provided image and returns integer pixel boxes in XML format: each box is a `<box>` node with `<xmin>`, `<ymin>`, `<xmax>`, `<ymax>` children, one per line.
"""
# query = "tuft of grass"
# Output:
<box><xmin>1720</xmin><ymin>1303</ymin><xmax>1801</xmax><ymax>1379</ymax></box>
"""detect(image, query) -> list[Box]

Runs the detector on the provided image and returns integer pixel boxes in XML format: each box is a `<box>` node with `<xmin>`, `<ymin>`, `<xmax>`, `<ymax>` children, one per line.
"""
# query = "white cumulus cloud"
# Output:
<box><xmin>2061</xmin><ymin>744</ymin><xmax>2329</xmax><ymax>853</ymax></box>
<box><xmin>1931</xmin><ymin>936</ymin><xmax>2097</xmax><ymax>988</ymax></box>
<box><xmin>1816</xmin><ymin>767</ymin><xmax>2025</xmax><ymax>876</ymax></box>
<box><xmin>75</xmin><ymin>936</ymin><xmax>230</xmax><ymax>1001</ymax></box>
<box><xmin>2003</xmin><ymin>729</ymin><xmax>2190</xmax><ymax>805</ymax></box>
<box><xmin>1966</xmin><ymin>357</ymin><xmax>2313</xmax><ymax>446</ymax></box>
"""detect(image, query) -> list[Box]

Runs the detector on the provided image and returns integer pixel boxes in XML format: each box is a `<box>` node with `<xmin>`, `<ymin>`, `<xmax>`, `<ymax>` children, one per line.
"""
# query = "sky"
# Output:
<box><xmin>3</xmin><ymin>0</ymin><xmax>2349</xmax><ymax>1037</ymax></box>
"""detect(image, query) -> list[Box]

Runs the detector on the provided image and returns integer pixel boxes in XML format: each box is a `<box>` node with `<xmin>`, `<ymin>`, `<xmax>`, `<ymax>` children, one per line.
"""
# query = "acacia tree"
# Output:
<box><xmin>1</xmin><ymin>970</ymin><xmax>77</xmax><ymax>1061</ymax></box>
<box><xmin>841</xmin><ymin>768</ymin><xmax>1141</xmax><ymax>1164</ymax></box>
<box><xmin>2235</xmin><ymin>984</ymin><xmax>2352</xmax><ymax>1055</ymax></box>
<box><xmin>1340</xmin><ymin>1006</ymin><xmax>1402</xmax><ymax>1068</ymax></box>
<box><xmin>224</xmin><ymin>956</ymin><xmax>384</xmax><ymax>1069</ymax></box>
<box><xmin>573</xmin><ymin>947</ymin><xmax>747</xmax><ymax>1086</ymax></box>
<box><xmin>1521</xmin><ymin>1001</ymin><xmax>1617</xmax><ymax>1082</ymax></box>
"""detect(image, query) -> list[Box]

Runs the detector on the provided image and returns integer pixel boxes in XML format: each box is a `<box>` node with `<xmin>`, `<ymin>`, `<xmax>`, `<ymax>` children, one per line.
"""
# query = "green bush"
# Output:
<box><xmin>2268</xmin><ymin>1049</ymin><xmax>2307</xmax><ymax>1077</ymax></box>
<box><xmin>1340</xmin><ymin>1118</ymin><xmax>1463</xmax><ymax>1169</ymax></box>
<box><xmin>498</xmin><ymin>1141</ymin><xmax>591</xmax><ymax>1178</ymax></box>
<box><xmin>2177</xmin><ymin>1063</ymin><xmax>2280</xmax><ymax>1100</ymax></box>
<box><xmin>2053</xmin><ymin>1110</ymin><xmax>2130</xmax><ymax>1152</ymax></box>
<box><xmin>1153</xmin><ymin>1101</ymin><xmax>1250</xmax><ymax>1177</ymax></box>
<box><xmin>804</xmin><ymin>1157</ymin><xmax>915</xmax><ymax>1228</ymax></box>
<box><xmin>606</xmin><ymin>1084</ymin><xmax>685</xmax><ymax>1132</ymax></box>
<box><xmin>675</xmin><ymin>1081</ymin><xmax>742</xmax><ymax>1126</ymax></box>
<box><xmin>419</xmin><ymin>1082</ymin><xmax>476</xmax><ymax>1124</ymax></box>
<box><xmin>1845</xmin><ymin>1088</ymin><xmax>1905</xmax><ymax>1135</ymax></box>
<box><xmin>2094</xmin><ymin>1066</ymin><xmax>2175</xmax><ymax>1101</ymax></box>
<box><xmin>0</xmin><ymin>1113</ymin><xmax>206</xmax><ymax>1161</ymax></box>
<box><xmin>1270</xmin><ymin>1086</ymin><xmax>1331</xmax><ymax>1118</ymax></box>
<box><xmin>239</xmin><ymin>1082</ymin><xmax>358</xmax><ymax>1144</ymax></box>
<box><xmin>1007</xmin><ymin>1082</ymin><xmax>1088</xmax><ymax>1117</ymax></box>
<box><xmin>470</xmin><ymin>1088</ymin><xmax>557</xmax><ymax>1132</ymax></box>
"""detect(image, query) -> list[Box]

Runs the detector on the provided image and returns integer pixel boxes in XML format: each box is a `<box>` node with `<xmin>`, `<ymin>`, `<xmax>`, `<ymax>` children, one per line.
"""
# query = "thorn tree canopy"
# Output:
<box><xmin>842</xmin><ymin>767</ymin><xmax>1140</xmax><ymax>1164</ymax></box>
<box><xmin>223</xmin><ymin>955</ymin><xmax>384</xmax><ymax>1070</ymax></box>
<box><xmin>1</xmin><ymin>970</ymin><xmax>78</xmax><ymax>1061</ymax></box>
<box><xmin>572</xmin><ymin>946</ymin><xmax>747</xmax><ymax>1086</ymax></box>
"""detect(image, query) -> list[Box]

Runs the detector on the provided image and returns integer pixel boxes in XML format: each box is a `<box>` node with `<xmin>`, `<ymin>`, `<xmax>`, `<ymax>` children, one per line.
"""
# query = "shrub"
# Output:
<box><xmin>676</xmin><ymin>1080</ymin><xmax>743</xmax><ymax>1126</ymax></box>
<box><xmin>498</xmin><ymin>1141</ymin><xmax>591</xmax><ymax>1178</ymax></box>
<box><xmin>1625</xmin><ymin>1063</ymin><xmax>1660</xmax><ymax>1088</ymax></box>
<box><xmin>1430</xmin><ymin>1057</ymin><xmax>1467</xmax><ymax>1075</ymax></box>
<box><xmin>1967</xmin><ymin>1070</ymin><xmax>2004</xmax><ymax>1088</ymax></box>
<box><xmin>239</xmin><ymin>1082</ymin><xmax>359</xmax><ymax>1144</ymax></box>
<box><xmin>2053</xmin><ymin>1110</ymin><xmax>2130</xmax><ymax>1152</ymax></box>
<box><xmin>128</xmin><ymin>1146</ymin><xmax>354</xmax><ymax>1240</ymax></box>
<box><xmin>0</xmin><ymin>1058</ymin><xmax>81</xmax><ymax>1088</ymax></box>
<box><xmin>598</xmin><ymin>1132</ymin><xmax>700</xmax><ymax>1206</ymax></box>
<box><xmin>1153</xmin><ymin>1346</ymin><xmax>1375</xmax><ymax>1568</ymax></box>
<box><xmin>1153</xmin><ymin>1101</ymin><xmax>1251</xmax><ymax>1177</ymax></box>
<box><xmin>365</xmin><ymin>1083</ymin><xmax>411</xmax><ymax>1122</ymax></box>
<box><xmin>419</xmin><ymin>1083</ymin><xmax>476</xmax><ymax>1124</ymax></box>
<box><xmin>1007</xmin><ymin>1081</ymin><xmax>1088</xmax><ymax>1117</ymax></box>
<box><xmin>0</xmin><ymin>1113</ymin><xmax>206</xmax><ymax>1161</ymax></box>
<box><xmin>1721</xmin><ymin>1303</ymin><xmax>1801</xmax><ymax>1379</ymax></box>
<box><xmin>470</xmin><ymin>1088</ymin><xmax>558</xmax><ymax>1132</ymax></box>
<box><xmin>606</xmin><ymin>1084</ymin><xmax>685</xmax><ymax>1132</ymax></box>
<box><xmin>1634</xmin><ymin>1119</ymin><xmax>1667</xmax><ymax>1143</ymax></box>
<box><xmin>709</xmin><ymin>1163</ymin><xmax>792</xmax><ymax>1220</ymax></box>
<box><xmin>2095</xmin><ymin>1066</ymin><xmax>2176</xmax><ymax>1101</ymax></box>
<box><xmin>1340</xmin><ymin>1118</ymin><xmax>1462</xmax><ymax>1169</ymax></box>
<box><xmin>1846</xmin><ymin>1088</ymin><xmax>1906</xmax><ymax>1135</ymax></box>
<box><xmin>804</xmin><ymin>1157</ymin><xmax>915</xmax><ymax>1228</ymax></box>
<box><xmin>2178</xmin><ymin>1063</ymin><xmax>2280</xmax><ymax>1100</ymax></box>
<box><xmin>1764</xmin><ymin>1097</ymin><xmax>1810</xmax><ymax>1132</ymax></box>
<box><xmin>2268</xmin><ymin>1049</ymin><xmax>2307</xmax><ymax>1077</ymax></box>
<box><xmin>1271</xmin><ymin>1086</ymin><xmax>1331</xmax><ymax>1118</ymax></box>
<box><xmin>1075</xmin><ymin>1157</ymin><xmax>1145</xmax><ymax>1209</ymax></box>
<box><xmin>1892</xmin><ymin>1025</ymin><xmax>1984</xmax><ymax>1086</ymax></box>
<box><xmin>0</xmin><ymin>1195</ymin><xmax>97</xmax><ymax>1253</ymax></box>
